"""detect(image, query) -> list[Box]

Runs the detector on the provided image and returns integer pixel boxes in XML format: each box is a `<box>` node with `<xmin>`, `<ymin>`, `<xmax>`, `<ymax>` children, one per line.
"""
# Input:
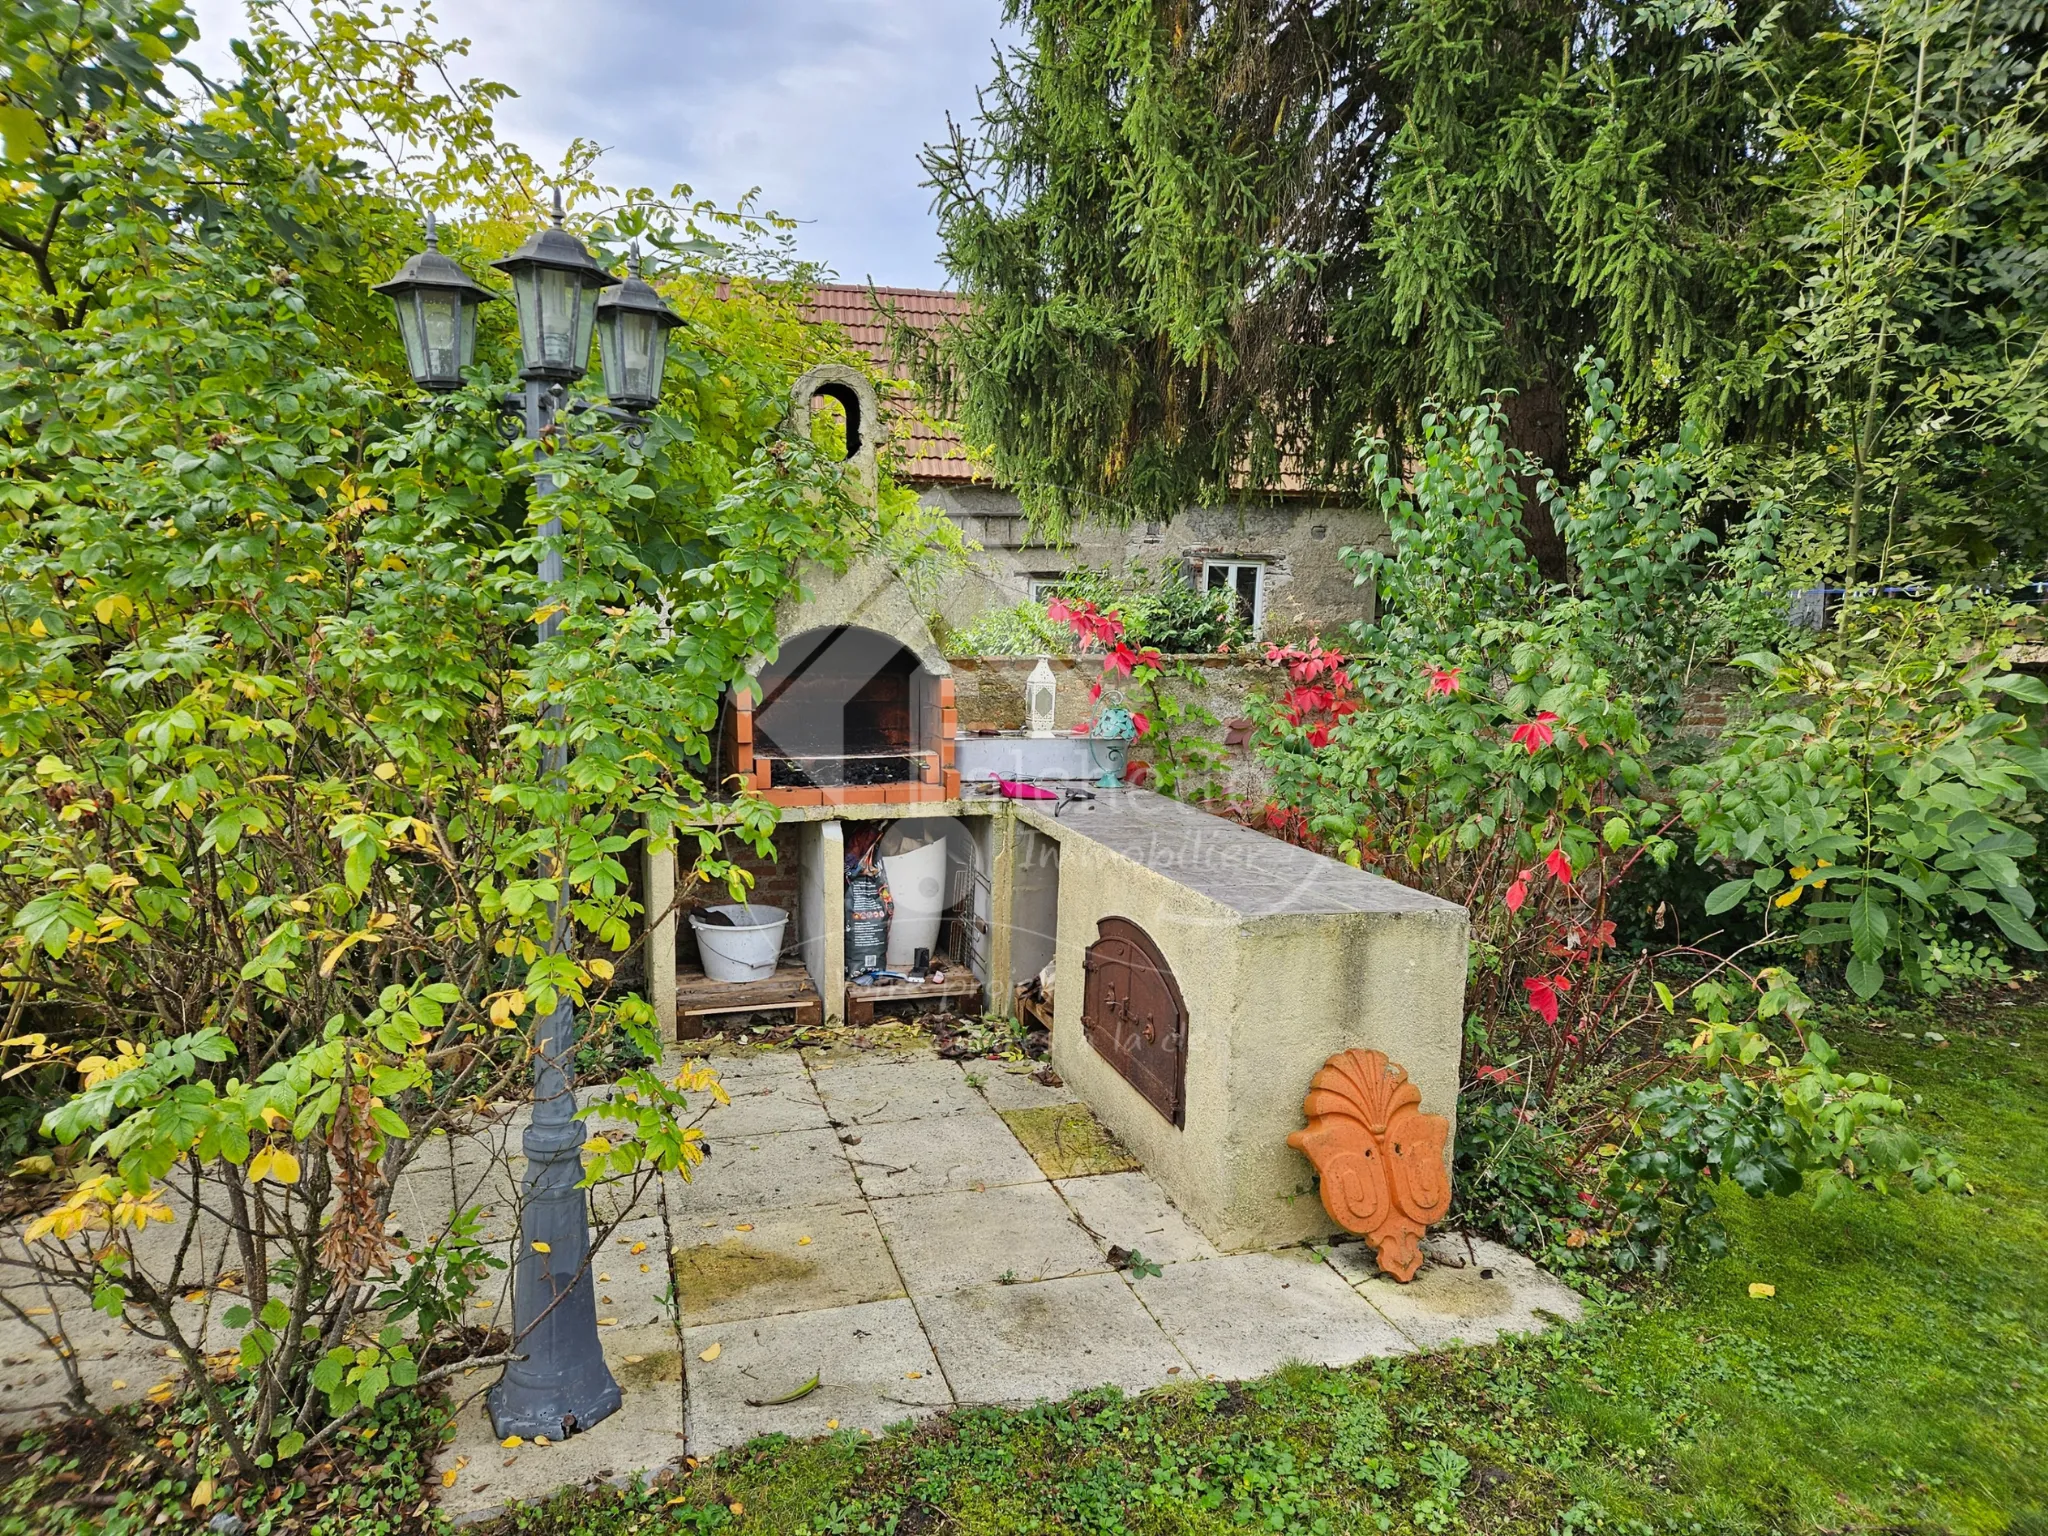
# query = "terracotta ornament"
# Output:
<box><xmin>1286</xmin><ymin>1049</ymin><xmax>1451</xmax><ymax>1282</ymax></box>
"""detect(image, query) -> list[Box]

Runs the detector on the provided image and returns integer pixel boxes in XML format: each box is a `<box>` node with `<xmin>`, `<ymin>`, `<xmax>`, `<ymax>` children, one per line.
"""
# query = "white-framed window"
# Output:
<box><xmin>1028</xmin><ymin>573</ymin><xmax>1068</xmax><ymax>603</ymax></box>
<box><xmin>1203</xmin><ymin>559</ymin><xmax>1266</xmax><ymax>635</ymax></box>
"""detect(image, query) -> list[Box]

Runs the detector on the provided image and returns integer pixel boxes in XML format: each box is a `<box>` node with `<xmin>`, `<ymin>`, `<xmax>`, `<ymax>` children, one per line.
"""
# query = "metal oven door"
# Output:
<box><xmin>1080</xmin><ymin>916</ymin><xmax>1188</xmax><ymax>1127</ymax></box>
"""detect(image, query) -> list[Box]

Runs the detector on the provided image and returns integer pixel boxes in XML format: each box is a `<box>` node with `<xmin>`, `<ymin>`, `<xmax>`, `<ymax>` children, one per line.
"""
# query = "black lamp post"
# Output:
<box><xmin>374</xmin><ymin>192</ymin><xmax>679</xmax><ymax>1444</ymax></box>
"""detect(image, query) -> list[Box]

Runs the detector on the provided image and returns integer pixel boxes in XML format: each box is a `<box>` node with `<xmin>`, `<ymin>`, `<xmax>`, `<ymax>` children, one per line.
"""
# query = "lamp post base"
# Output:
<box><xmin>487</xmin><ymin>1109</ymin><xmax>623</xmax><ymax>1441</ymax></box>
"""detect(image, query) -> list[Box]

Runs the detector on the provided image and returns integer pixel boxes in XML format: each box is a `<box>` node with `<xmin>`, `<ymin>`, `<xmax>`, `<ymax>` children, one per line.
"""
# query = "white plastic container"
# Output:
<box><xmin>691</xmin><ymin>903</ymin><xmax>788</xmax><ymax>983</ymax></box>
<box><xmin>882</xmin><ymin>839</ymin><xmax>947</xmax><ymax>971</ymax></box>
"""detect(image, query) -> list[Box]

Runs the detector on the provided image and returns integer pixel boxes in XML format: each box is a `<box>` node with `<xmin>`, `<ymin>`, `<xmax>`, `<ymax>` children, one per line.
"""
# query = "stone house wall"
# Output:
<box><xmin>913</xmin><ymin>484</ymin><xmax>1387</xmax><ymax>642</ymax></box>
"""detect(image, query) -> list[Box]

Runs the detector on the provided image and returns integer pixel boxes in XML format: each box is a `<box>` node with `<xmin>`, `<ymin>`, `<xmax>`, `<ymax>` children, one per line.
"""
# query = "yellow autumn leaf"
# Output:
<box><xmin>92</xmin><ymin>593</ymin><xmax>133</xmax><ymax>626</ymax></box>
<box><xmin>531</xmin><ymin>1240</ymin><xmax>551</xmax><ymax>1253</ymax></box>
<box><xmin>597</xmin><ymin>1317</ymin><xmax>617</xmax><ymax>1326</ymax></box>
<box><xmin>587</xmin><ymin>957</ymin><xmax>614</xmax><ymax>981</ymax></box>
<box><xmin>734</xmin><ymin>1224</ymin><xmax>753</xmax><ymax>1233</ymax></box>
<box><xmin>699</xmin><ymin>1342</ymin><xmax>721</xmax><ymax>1362</ymax></box>
<box><xmin>1748</xmin><ymin>1282</ymin><xmax>1776</xmax><ymax>1299</ymax></box>
<box><xmin>826</xmin><ymin>1418</ymin><xmax>839</xmax><ymax>1430</ymax></box>
<box><xmin>629</xmin><ymin>1241</ymin><xmax>647</xmax><ymax>1255</ymax></box>
<box><xmin>442</xmin><ymin>1469</ymin><xmax>459</xmax><ymax>1487</ymax></box>
<box><xmin>373</xmin><ymin>761</ymin><xmax>398</xmax><ymax>781</ymax></box>
<box><xmin>501</xmin><ymin>1435</ymin><xmax>523</xmax><ymax>1449</ymax></box>
<box><xmin>191</xmin><ymin>1477</ymin><xmax>214</xmax><ymax>1508</ymax></box>
<box><xmin>798</xmin><ymin>1236</ymin><xmax>812</xmax><ymax>1246</ymax></box>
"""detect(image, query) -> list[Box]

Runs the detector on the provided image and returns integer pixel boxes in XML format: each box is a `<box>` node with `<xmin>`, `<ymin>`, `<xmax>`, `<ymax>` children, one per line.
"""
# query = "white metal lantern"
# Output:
<box><xmin>1026</xmin><ymin>656</ymin><xmax>1058</xmax><ymax>738</ymax></box>
<box><xmin>372</xmin><ymin>213</ymin><xmax>495</xmax><ymax>392</ymax></box>
<box><xmin>490</xmin><ymin>190</ymin><xmax>613</xmax><ymax>382</ymax></box>
<box><xmin>593</xmin><ymin>246</ymin><xmax>682</xmax><ymax>411</ymax></box>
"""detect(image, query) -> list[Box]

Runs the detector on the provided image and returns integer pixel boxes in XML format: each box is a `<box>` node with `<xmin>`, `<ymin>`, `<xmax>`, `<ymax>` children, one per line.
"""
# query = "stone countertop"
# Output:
<box><xmin>1017</xmin><ymin>789</ymin><xmax>1465</xmax><ymax>922</ymax></box>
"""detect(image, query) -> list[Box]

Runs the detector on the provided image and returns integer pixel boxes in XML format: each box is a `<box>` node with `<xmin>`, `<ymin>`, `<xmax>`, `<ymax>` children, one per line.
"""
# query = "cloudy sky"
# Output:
<box><xmin>182</xmin><ymin>0</ymin><xmax>1018</xmax><ymax>285</ymax></box>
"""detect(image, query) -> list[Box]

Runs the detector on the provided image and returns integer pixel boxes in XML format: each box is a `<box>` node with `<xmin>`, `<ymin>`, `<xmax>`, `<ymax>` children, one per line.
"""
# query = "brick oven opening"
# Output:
<box><xmin>753</xmin><ymin>625</ymin><xmax>933</xmax><ymax>790</ymax></box>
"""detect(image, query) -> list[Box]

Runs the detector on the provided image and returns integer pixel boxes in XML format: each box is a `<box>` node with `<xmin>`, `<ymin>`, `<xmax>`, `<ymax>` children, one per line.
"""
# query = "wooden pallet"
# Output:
<box><xmin>675</xmin><ymin>964</ymin><xmax>822</xmax><ymax>1039</ymax></box>
<box><xmin>845</xmin><ymin>973</ymin><xmax>983</xmax><ymax>1027</ymax></box>
<box><xmin>1013</xmin><ymin>985</ymin><xmax>1054</xmax><ymax>1035</ymax></box>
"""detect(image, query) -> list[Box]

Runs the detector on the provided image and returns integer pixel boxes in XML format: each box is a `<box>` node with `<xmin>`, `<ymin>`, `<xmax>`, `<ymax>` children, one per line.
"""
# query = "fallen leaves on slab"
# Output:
<box><xmin>501</xmin><ymin>1436</ymin><xmax>523</xmax><ymax>1449</ymax></box>
<box><xmin>699</xmin><ymin>1342</ymin><xmax>722</xmax><ymax>1362</ymax></box>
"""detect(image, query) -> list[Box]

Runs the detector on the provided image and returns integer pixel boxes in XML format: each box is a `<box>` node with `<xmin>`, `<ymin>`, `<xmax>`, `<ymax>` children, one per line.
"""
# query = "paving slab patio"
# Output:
<box><xmin>1325</xmin><ymin>1232</ymin><xmax>1585</xmax><ymax>1349</ymax></box>
<box><xmin>915</xmin><ymin>1271</ymin><xmax>1191</xmax><ymax>1406</ymax></box>
<box><xmin>814</xmin><ymin>1055</ymin><xmax>988</xmax><ymax>1125</ymax></box>
<box><xmin>969</xmin><ymin>1061</ymin><xmax>1080</xmax><ymax>1113</ymax></box>
<box><xmin>2</xmin><ymin>1040</ymin><xmax>1585</xmax><ymax>1525</ymax></box>
<box><xmin>683</xmin><ymin>1296</ymin><xmax>949</xmax><ymax>1453</ymax></box>
<box><xmin>874</xmin><ymin>1182</ymin><xmax>1107</xmax><ymax>1293</ymax></box>
<box><xmin>1132</xmin><ymin>1249</ymin><xmax>1415</xmax><ymax>1378</ymax></box>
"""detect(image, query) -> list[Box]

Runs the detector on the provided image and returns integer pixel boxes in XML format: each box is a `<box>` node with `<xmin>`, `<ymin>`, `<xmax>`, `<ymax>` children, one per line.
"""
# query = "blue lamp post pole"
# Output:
<box><xmin>374</xmin><ymin>192</ymin><xmax>682</xmax><ymax>1441</ymax></box>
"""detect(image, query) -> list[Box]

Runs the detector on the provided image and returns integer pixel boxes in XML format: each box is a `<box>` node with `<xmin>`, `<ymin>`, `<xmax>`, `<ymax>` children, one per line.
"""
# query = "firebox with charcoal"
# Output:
<box><xmin>753</xmin><ymin>625</ymin><xmax>936</xmax><ymax>790</ymax></box>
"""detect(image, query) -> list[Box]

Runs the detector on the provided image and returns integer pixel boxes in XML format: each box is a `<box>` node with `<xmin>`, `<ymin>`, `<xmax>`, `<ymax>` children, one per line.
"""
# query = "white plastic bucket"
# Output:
<box><xmin>691</xmin><ymin>903</ymin><xmax>788</xmax><ymax>983</ymax></box>
<box><xmin>882</xmin><ymin>839</ymin><xmax>947</xmax><ymax>971</ymax></box>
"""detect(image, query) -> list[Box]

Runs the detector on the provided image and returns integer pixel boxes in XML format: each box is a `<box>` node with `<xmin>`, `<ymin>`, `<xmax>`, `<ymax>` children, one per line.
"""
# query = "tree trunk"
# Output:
<box><xmin>1500</xmin><ymin>375</ymin><xmax>1573</xmax><ymax>583</ymax></box>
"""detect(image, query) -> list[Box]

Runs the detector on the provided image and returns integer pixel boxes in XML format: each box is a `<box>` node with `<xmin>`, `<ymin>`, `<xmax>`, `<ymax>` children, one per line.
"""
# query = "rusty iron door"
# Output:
<box><xmin>1080</xmin><ymin>916</ymin><xmax>1188</xmax><ymax>1127</ymax></box>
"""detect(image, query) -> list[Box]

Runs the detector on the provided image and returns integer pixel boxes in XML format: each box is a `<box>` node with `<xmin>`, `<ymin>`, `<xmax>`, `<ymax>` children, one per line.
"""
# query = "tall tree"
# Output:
<box><xmin>922</xmin><ymin>0</ymin><xmax>1830</xmax><ymax>563</ymax></box>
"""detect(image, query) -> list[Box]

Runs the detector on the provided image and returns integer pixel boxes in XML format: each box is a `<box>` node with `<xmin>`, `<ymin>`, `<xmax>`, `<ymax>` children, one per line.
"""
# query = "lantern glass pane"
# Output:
<box><xmin>419</xmin><ymin>292</ymin><xmax>461</xmax><ymax>382</ymax></box>
<box><xmin>574</xmin><ymin>283</ymin><xmax>600</xmax><ymax>370</ymax></box>
<box><xmin>511</xmin><ymin>265</ymin><xmax>585</xmax><ymax>376</ymax></box>
<box><xmin>392</xmin><ymin>294</ymin><xmax>427</xmax><ymax>382</ymax></box>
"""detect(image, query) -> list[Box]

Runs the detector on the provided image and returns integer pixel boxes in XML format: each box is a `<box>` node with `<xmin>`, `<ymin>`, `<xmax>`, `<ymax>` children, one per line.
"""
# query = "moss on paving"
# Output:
<box><xmin>669</xmin><ymin>1237</ymin><xmax>819</xmax><ymax>1315</ymax></box>
<box><xmin>488</xmin><ymin>996</ymin><xmax>2048</xmax><ymax>1535</ymax></box>
<box><xmin>999</xmin><ymin>1102</ymin><xmax>1142</xmax><ymax>1179</ymax></box>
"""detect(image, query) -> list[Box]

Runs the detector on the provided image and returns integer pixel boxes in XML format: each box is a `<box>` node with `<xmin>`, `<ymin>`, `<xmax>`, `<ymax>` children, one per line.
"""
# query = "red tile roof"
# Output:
<box><xmin>800</xmin><ymin>284</ymin><xmax>984</xmax><ymax>484</ymax></box>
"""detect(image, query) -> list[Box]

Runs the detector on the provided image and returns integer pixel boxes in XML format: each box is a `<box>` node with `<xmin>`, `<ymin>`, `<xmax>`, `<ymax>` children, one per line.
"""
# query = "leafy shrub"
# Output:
<box><xmin>1258</xmin><ymin>375</ymin><xmax>1708</xmax><ymax>1091</ymax></box>
<box><xmin>944</xmin><ymin>599</ymin><xmax>1071</xmax><ymax>656</ymax></box>
<box><xmin>1450</xmin><ymin>1095</ymin><xmax>1601</xmax><ymax>1262</ymax></box>
<box><xmin>1678</xmin><ymin>595</ymin><xmax>2048</xmax><ymax>997</ymax></box>
<box><xmin>1053</xmin><ymin>563</ymin><xmax>1243</xmax><ymax>653</ymax></box>
<box><xmin>0</xmin><ymin>8</ymin><xmax>865</xmax><ymax>1486</ymax></box>
<box><xmin>1048</xmin><ymin>596</ymin><xmax>1228</xmax><ymax>797</ymax></box>
<box><xmin>1607</xmin><ymin>970</ymin><xmax>1965</xmax><ymax>1271</ymax></box>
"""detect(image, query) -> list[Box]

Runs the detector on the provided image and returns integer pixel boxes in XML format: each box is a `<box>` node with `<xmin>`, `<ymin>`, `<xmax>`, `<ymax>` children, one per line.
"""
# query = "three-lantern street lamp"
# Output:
<box><xmin>374</xmin><ymin>192</ymin><xmax>680</xmax><ymax>1443</ymax></box>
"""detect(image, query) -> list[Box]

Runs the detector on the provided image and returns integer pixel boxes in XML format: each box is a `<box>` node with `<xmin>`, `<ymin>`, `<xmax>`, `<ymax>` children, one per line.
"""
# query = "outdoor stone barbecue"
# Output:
<box><xmin>646</xmin><ymin>365</ymin><xmax>1472</xmax><ymax>1261</ymax></box>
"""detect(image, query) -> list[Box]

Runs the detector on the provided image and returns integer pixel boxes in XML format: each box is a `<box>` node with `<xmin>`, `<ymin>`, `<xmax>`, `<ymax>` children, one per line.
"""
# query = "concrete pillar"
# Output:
<box><xmin>645</xmin><ymin>838</ymin><xmax>677</xmax><ymax>1039</ymax></box>
<box><xmin>986</xmin><ymin>810</ymin><xmax>1018</xmax><ymax>1014</ymax></box>
<box><xmin>797</xmin><ymin>819</ymin><xmax>846</xmax><ymax>1023</ymax></box>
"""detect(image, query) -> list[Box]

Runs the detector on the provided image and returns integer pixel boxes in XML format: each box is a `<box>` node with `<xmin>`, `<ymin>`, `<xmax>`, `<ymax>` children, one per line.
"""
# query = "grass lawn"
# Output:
<box><xmin>492</xmin><ymin>994</ymin><xmax>2047</xmax><ymax>1536</ymax></box>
